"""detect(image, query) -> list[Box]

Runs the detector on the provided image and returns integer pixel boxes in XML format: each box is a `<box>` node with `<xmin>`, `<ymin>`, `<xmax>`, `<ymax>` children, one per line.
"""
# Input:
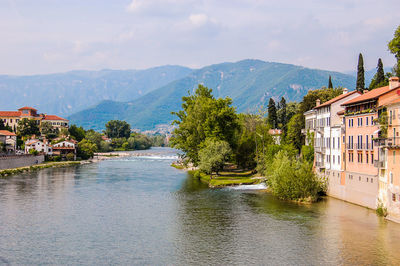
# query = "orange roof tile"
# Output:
<box><xmin>43</xmin><ymin>115</ymin><xmax>68</xmax><ymax>121</ymax></box>
<box><xmin>315</xmin><ymin>90</ymin><xmax>361</xmax><ymax>109</ymax></box>
<box><xmin>18</xmin><ymin>106</ymin><xmax>37</xmax><ymax>111</ymax></box>
<box><xmin>0</xmin><ymin>111</ymin><xmax>21</xmax><ymax>117</ymax></box>
<box><xmin>342</xmin><ymin>86</ymin><xmax>397</xmax><ymax>106</ymax></box>
<box><xmin>0</xmin><ymin>130</ymin><xmax>16</xmax><ymax>136</ymax></box>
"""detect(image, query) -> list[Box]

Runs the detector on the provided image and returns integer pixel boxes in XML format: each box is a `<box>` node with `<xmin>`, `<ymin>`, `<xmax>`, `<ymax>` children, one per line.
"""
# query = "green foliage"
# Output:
<box><xmin>69</xmin><ymin>125</ymin><xmax>86</xmax><ymax>141</ymax></box>
<box><xmin>100</xmin><ymin>141</ymin><xmax>112</xmax><ymax>152</ymax></box>
<box><xmin>299</xmin><ymin>87</ymin><xmax>342</xmax><ymax>115</ymax></box>
<box><xmin>301</xmin><ymin>145</ymin><xmax>314</xmax><ymax>163</ymax></box>
<box><xmin>77</xmin><ymin>139</ymin><xmax>98</xmax><ymax>159</ymax></box>
<box><xmin>40</xmin><ymin>122</ymin><xmax>58</xmax><ymax>140</ymax></box>
<box><xmin>286</xmin><ymin>114</ymin><xmax>304</xmax><ymax>151</ymax></box>
<box><xmin>277</xmin><ymin>97</ymin><xmax>287</xmax><ymax>130</ymax></box>
<box><xmin>66</xmin><ymin>153</ymin><xmax>75</xmax><ymax>161</ymax></box>
<box><xmin>128</xmin><ymin>134</ymin><xmax>152</xmax><ymax>150</ymax></box>
<box><xmin>198</xmin><ymin>139</ymin><xmax>232</xmax><ymax>175</ymax></box>
<box><xmin>267</xmin><ymin>150</ymin><xmax>324</xmax><ymax>201</ymax></box>
<box><xmin>356</xmin><ymin>53</ymin><xmax>365</xmax><ymax>91</ymax></box>
<box><xmin>379</xmin><ymin>111</ymin><xmax>388</xmax><ymax>138</ymax></box>
<box><xmin>149</xmin><ymin>135</ymin><xmax>166</xmax><ymax>147</ymax></box>
<box><xmin>0</xmin><ymin>119</ymin><xmax>13</xmax><ymax>132</ymax></box>
<box><xmin>105</xmin><ymin>120</ymin><xmax>131</xmax><ymax>138</ymax></box>
<box><xmin>328</xmin><ymin>75</ymin><xmax>333</xmax><ymax>89</ymax></box>
<box><xmin>171</xmin><ymin>84</ymin><xmax>239</xmax><ymax>164</ymax></box>
<box><xmin>369</xmin><ymin>58</ymin><xmax>388</xmax><ymax>90</ymax></box>
<box><xmin>388</xmin><ymin>25</ymin><xmax>400</xmax><ymax>76</ymax></box>
<box><xmin>267</xmin><ymin>98</ymin><xmax>277</xmax><ymax>128</ymax></box>
<box><xmin>376</xmin><ymin>203</ymin><xmax>388</xmax><ymax>217</ymax></box>
<box><xmin>29</xmin><ymin>149</ymin><xmax>39</xmax><ymax>155</ymax></box>
<box><xmin>17</xmin><ymin>118</ymin><xmax>40</xmax><ymax>137</ymax></box>
<box><xmin>85</xmin><ymin>130</ymin><xmax>102</xmax><ymax>149</ymax></box>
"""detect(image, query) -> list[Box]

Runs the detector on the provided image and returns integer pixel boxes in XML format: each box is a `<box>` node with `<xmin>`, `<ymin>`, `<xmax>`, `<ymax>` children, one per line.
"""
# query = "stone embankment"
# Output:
<box><xmin>0</xmin><ymin>155</ymin><xmax>45</xmax><ymax>170</ymax></box>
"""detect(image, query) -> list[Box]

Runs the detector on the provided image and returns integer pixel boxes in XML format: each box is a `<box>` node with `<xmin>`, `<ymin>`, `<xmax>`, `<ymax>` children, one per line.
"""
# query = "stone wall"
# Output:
<box><xmin>0</xmin><ymin>155</ymin><xmax>45</xmax><ymax>170</ymax></box>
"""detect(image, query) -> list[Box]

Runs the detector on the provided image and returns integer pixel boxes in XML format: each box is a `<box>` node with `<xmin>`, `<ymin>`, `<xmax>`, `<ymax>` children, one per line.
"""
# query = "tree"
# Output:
<box><xmin>369</xmin><ymin>58</ymin><xmax>387</xmax><ymax>90</ymax></box>
<box><xmin>40</xmin><ymin>121</ymin><xmax>58</xmax><ymax>139</ymax></box>
<box><xmin>77</xmin><ymin>139</ymin><xmax>97</xmax><ymax>159</ymax></box>
<box><xmin>171</xmin><ymin>85</ymin><xmax>238</xmax><ymax>164</ymax></box>
<box><xmin>328</xmin><ymin>75</ymin><xmax>333</xmax><ymax>89</ymax></box>
<box><xmin>356</xmin><ymin>53</ymin><xmax>365</xmax><ymax>91</ymax></box>
<box><xmin>267</xmin><ymin>98</ymin><xmax>277</xmax><ymax>128</ymax></box>
<box><xmin>277</xmin><ymin>97</ymin><xmax>287</xmax><ymax>130</ymax></box>
<box><xmin>17</xmin><ymin>118</ymin><xmax>40</xmax><ymax>137</ymax></box>
<box><xmin>286</xmin><ymin>114</ymin><xmax>304</xmax><ymax>151</ymax></box>
<box><xmin>198</xmin><ymin>139</ymin><xmax>232</xmax><ymax>177</ymax></box>
<box><xmin>105</xmin><ymin>120</ymin><xmax>131</xmax><ymax>138</ymax></box>
<box><xmin>0</xmin><ymin>120</ymin><xmax>12</xmax><ymax>131</ymax></box>
<box><xmin>69</xmin><ymin>125</ymin><xmax>86</xmax><ymax>141</ymax></box>
<box><xmin>388</xmin><ymin>25</ymin><xmax>400</xmax><ymax>77</ymax></box>
<box><xmin>85</xmin><ymin>130</ymin><xmax>102</xmax><ymax>149</ymax></box>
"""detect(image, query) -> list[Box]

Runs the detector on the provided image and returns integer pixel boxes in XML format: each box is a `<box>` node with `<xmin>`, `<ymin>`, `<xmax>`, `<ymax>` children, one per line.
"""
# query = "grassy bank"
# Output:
<box><xmin>0</xmin><ymin>161</ymin><xmax>82</xmax><ymax>177</ymax></box>
<box><xmin>189</xmin><ymin>169</ymin><xmax>265</xmax><ymax>188</ymax></box>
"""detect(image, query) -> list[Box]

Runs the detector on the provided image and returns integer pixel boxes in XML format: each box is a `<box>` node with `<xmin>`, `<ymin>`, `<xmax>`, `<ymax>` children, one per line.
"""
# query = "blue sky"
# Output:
<box><xmin>1</xmin><ymin>0</ymin><xmax>399</xmax><ymax>75</ymax></box>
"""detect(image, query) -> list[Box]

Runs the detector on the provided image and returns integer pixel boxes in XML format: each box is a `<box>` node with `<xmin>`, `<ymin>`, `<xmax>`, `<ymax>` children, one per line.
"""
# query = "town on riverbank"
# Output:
<box><xmin>170</xmin><ymin>25</ymin><xmax>400</xmax><ymax>223</ymax></box>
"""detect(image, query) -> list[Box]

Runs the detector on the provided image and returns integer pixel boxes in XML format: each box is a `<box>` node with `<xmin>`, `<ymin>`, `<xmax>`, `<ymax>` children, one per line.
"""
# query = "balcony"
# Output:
<box><xmin>374</xmin><ymin>160</ymin><xmax>385</xmax><ymax>168</ymax></box>
<box><xmin>314</xmin><ymin>146</ymin><xmax>326</xmax><ymax>153</ymax></box>
<box><xmin>315</xmin><ymin>161</ymin><xmax>325</xmax><ymax>168</ymax></box>
<box><xmin>346</xmin><ymin>143</ymin><xmax>354</xmax><ymax>150</ymax></box>
<box><xmin>374</xmin><ymin>137</ymin><xmax>400</xmax><ymax>148</ymax></box>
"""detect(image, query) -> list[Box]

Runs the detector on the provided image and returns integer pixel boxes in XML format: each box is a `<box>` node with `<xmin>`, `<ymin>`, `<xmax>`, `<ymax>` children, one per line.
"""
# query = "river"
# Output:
<box><xmin>0</xmin><ymin>147</ymin><xmax>399</xmax><ymax>265</ymax></box>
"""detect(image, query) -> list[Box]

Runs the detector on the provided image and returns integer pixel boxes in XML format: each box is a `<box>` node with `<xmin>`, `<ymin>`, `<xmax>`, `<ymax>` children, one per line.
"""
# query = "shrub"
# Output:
<box><xmin>66</xmin><ymin>153</ymin><xmax>75</xmax><ymax>161</ymax></box>
<box><xmin>376</xmin><ymin>203</ymin><xmax>388</xmax><ymax>217</ymax></box>
<box><xmin>267</xmin><ymin>150</ymin><xmax>325</xmax><ymax>201</ymax></box>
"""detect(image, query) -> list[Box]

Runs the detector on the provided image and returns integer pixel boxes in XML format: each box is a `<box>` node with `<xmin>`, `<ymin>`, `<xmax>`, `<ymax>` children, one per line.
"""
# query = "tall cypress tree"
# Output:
<box><xmin>267</xmin><ymin>98</ymin><xmax>277</xmax><ymax>129</ymax></box>
<box><xmin>369</xmin><ymin>58</ymin><xmax>386</xmax><ymax>90</ymax></box>
<box><xmin>278</xmin><ymin>97</ymin><xmax>287</xmax><ymax>127</ymax></box>
<box><xmin>356</xmin><ymin>53</ymin><xmax>365</xmax><ymax>91</ymax></box>
<box><xmin>328</xmin><ymin>75</ymin><xmax>333</xmax><ymax>89</ymax></box>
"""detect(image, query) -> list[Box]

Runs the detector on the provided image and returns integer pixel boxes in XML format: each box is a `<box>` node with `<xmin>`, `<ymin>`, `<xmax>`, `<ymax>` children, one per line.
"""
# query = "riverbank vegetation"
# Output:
<box><xmin>0</xmin><ymin>161</ymin><xmax>81</xmax><ymax>177</ymax></box>
<box><xmin>170</xmin><ymin>84</ymin><xmax>335</xmax><ymax>200</ymax></box>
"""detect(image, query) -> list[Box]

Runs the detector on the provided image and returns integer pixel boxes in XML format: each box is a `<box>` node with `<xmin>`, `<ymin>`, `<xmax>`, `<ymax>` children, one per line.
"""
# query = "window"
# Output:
<box><xmin>394</xmin><ymin>151</ymin><xmax>396</xmax><ymax>164</ymax></box>
<box><xmin>359</xmin><ymin>176</ymin><xmax>361</xmax><ymax>181</ymax></box>
<box><xmin>371</xmin><ymin>178</ymin><xmax>373</xmax><ymax>183</ymax></box>
<box><xmin>366</xmin><ymin>152</ymin><xmax>369</xmax><ymax>164</ymax></box>
<box><xmin>393</xmin><ymin>193</ymin><xmax>396</xmax><ymax>202</ymax></box>
<box><xmin>338</xmin><ymin>155</ymin><xmax>340</xmax><ymax>163</ymax></box>
<box><xmin>390</xmin><ymin>110</ymin><xmax>393</xmax><ymax>124</ymax></box>
<box><xmin>371</xmin><ymin>153</ymin><xmax>374</xmax><ymax>163</ymax></box>
<box><xmin>366</xmin><ymin>135</ymin><xmax>369</xmax><ymax>149</ymax></box>
<box><xmin>390</xmin><ymin>173</ymin><xmax>394</xmax><ymax>184</ymax></box>
<box><xmin>367</xmin><ymin>177</ymin><xmax>369</xmax><ymax>182</ymax></box>
<box><xmin>366</xmin><ymin>117</ymin><xmax>369</xmax><ymax>126</ymax></box>
<box><xmin>371</xmin><ymin>116</ymin><xmax>374</xmax><ymax>125</ymax></box>
<box><xmin>333</xmin><ymin>138</ymin><xmax>335</xmax><ymax>149</ymax></box>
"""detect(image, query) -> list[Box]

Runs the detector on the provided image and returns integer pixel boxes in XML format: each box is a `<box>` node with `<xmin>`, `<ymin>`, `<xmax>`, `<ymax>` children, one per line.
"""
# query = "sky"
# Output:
<box><xmin>1</xmin><ymin>0</ymin><xmax>399</xmax><ymax>75</ymax></box>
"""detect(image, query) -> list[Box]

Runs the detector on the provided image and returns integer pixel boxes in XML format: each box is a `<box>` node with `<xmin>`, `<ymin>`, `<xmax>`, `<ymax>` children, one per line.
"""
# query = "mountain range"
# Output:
<box><xmin>68</xmin><ymin>59</ymin><xmax>356</xmax><ymax>130</ymax></box>
<box><xmin>0</xmin><ymin>65</ymin><xmax>192</xmax><ymax>116</ymax></box>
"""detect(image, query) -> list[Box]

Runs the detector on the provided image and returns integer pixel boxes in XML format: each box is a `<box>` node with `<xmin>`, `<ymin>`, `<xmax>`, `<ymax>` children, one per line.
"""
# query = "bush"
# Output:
<box><xmin>267</xmin><ymin>150</ymin><xmax>324</xmax><ymax>201</ymax></box>
<box><xmin>376</xmin><ymin>203</ymin><xmax>388</xmax><ymax>217</ymax></box>
<box><xmin>66</xmin><ymin>153</ymin><xmax>75</xmax><ymax>161</ymax></box>
<box><xmin>29</xmin><ymin>149</ymin><xmax>39</xmax><ymax>156</ymax></box>
<box><xmin>198</xmin><ymin>139</ymin><xmax>232</xmax><ymax>176</ymax></box>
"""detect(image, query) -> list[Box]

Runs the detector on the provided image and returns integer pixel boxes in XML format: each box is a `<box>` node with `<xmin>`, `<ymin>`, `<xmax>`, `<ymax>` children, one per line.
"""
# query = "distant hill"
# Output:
<box><xmin>69</xmin><ymin>59</ymin><xmax>356</xmax><ymax>130</ymax></box>
<box><xmin>0</xmin><ymin>65</ymin><xmax>192</xmax><ymax>116</ymax></box>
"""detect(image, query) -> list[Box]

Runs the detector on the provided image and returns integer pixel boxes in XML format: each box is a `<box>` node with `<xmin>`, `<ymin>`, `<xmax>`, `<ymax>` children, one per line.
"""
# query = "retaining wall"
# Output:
<box><xmin>0</xmin><ymin>155</ymin><xmax>45</xmax><ymax>170</ymax></box>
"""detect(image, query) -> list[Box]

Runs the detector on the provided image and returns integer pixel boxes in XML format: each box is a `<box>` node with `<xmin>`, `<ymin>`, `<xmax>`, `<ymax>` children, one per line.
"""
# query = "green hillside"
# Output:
<box><xmin>69</xmin><ymin>59</ymin><xmax>356</xmax><ymax>130</ymax></box>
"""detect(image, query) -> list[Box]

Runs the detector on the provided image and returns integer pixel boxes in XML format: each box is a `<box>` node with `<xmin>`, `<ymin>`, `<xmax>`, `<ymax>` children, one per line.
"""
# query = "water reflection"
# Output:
<box><xmin>0</xmin><ymin>148</ymin><xmax>399</xmax><ymax>265</ymax></box>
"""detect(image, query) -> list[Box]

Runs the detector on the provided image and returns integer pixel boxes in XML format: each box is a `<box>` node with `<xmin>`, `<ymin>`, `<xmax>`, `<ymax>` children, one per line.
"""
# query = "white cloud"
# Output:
<box><xmin>189</xmin><ymin>13</ymin><xmax>209</xmax><ymax>27</ymax></box>
<box><xmin>126</xmin><ymin>0</ymin><xmax>143</xmax><ymax>12</ymax></box>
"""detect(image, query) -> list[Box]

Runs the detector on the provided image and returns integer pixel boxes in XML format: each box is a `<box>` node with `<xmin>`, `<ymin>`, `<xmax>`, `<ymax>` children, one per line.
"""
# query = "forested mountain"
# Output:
<box><xmin>69</xmin><ymin>59</ymin><xmax>356</xmax><ymax>130</ymax></box>
<box><xmin>0</xmin><ymin>65</ymin><xmax>192</xmax><ymax>116</ymax></box>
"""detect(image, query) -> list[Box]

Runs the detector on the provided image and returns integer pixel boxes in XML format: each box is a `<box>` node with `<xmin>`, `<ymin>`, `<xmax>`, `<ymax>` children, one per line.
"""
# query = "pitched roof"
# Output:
<box><xmin>0</xmin><ymin>130</ymin><xmax>16</xmax><ymax>136</ymax></box>
<box><xmin>43</xmin><ymin>115</ymin><xmax>68</xmax><ymax>121</ymax></box>
<box><xmin>18</xmin><ymin>106</ymin><xmax>37</xmax><ymax>111</ymax></box>
<box><xmin>314</xmin><ymin>90</ymin><xmax>361</xmax><ymax>109</ymax></box>
<box><xmin>342</xmin><ymin>86</ymin><xmax>397</xmax><ymax>106</ymax></box>
<box><xmin>0</xmin><ymin>111</ymin><xmax>21</xmax><ymax>117</ymax></box>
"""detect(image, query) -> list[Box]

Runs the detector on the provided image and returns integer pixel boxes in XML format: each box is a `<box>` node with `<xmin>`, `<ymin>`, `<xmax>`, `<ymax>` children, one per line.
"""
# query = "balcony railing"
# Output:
<box><xmin>374</xmin><ymin>160</ymin><xmax>384</xmax><ymax>168</ymax></box>
<box><xmin>314</xmin><ymin>146</ymin><xmax>326</xmax><ymax>153</ymax></box>
<box><xmin>374</xmin><ymin>137</ymin><xmax>400</xmax><ymax>147</ymax></box>
<box><xmin>346</xmin><ymin>143</ymin><xmax>354</xmax><ymax>150</ymax></box>
<box><xmin>315</xmin><ymin>161</ymin><xmax>325</xmax><ymax>167</ymax></box>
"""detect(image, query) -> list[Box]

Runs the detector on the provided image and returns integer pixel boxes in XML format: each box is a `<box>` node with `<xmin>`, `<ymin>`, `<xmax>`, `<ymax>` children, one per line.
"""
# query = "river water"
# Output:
<box><xmin>0</xmin><ymin>147</ymin><xmax>400</xmax><ymax>265</ymax></box>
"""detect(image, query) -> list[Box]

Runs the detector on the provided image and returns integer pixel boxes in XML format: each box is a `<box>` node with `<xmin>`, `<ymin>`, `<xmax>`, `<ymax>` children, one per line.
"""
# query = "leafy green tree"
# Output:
<box><xmin>171</xmin><ymin>85</ymin><xmax>238</xmax><ymax>164</ymax></box>
<box><xmin>286</xmin><ymin>113</ymin><xmax>304</xmax><ymax>151</ymax></box>
<box><xmin>299</xmin><ymin>87</ymin><xmax>342</xmax><ymax>115</ymax></box>
<box><xmin>85</xmin><ymin>130</ymin><xmax>102</xmax><ymax>149</ymax></box>
<box><xmin>388</xmin><ymin>25</ymin><xmax>400</xmax><ymax>76</ymax></box>
<box><xmin>267</xmin><ymin>150</ymin><xmax>323</xmax><ymax>201</ymax></box>
<box><xmin>356</xmin><ymin>53</ymin><xmax>365</xmax><ymax>91</ymax></box>
<box><xmin>69</xmin><ymin>125</ymin><xmax>86</xmax><ymax>141</ymax></box>
<box><xmin>17</xmin><ymin>118</ymin><xmax>40</xmax><ymax>137</ymax></box>
<box><xmin>0</xmin><ymin>120</ymin><xmax>12</xmax><ymax>131</ymax></box>
<box><xmin>267</xmin><ymin>98</ymin><xmax>277</xmax><ymax>128</ymax></box>
<box><xmin>128</xmin><ymin>134</ymin><xmax>152</xmax><ymax>150</ymax></box>
<box><xmin>328</xmin><ymin>75</ymin><xmax>333</xmax><ymax>89</ymax></box>
<box><xmin>198</xmin><ymin>139</ymin><xmax>232</xmax><ymax>177</ymax></box>
<box><xmin>105</xmin><ymin>120</ymin><xmax>131</xmax><ymax>138</ymax></box>
<box><xmin>40</xmin><ymin>121</ymin><xmax>58</xmax><ymax>139</ymax></box>
<box><xmin>77</xmin><ymin>139</ymin><xmax>97</xmax><ymax>159</ymax></box>
<box><xmin>369</xmin><ymin>58</ymin><xmax>387</xmax><ymax>90</ymax></box>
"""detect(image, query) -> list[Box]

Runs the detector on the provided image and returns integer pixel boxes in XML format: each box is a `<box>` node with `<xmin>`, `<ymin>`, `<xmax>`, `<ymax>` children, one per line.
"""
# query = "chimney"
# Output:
<box><xmin>389</xmin><ymin>77</ymin><xmax>400</xmax><ymax>90</ymax></box>
<box><xmin>343</xmin><ymin>88</ymin><xmax>348</xmax><ymax>94</ymax></box>
<box><xmin>316</xmin><ymin>99</ymin><xmax>321</xmax><ymax>107</ymax></box>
